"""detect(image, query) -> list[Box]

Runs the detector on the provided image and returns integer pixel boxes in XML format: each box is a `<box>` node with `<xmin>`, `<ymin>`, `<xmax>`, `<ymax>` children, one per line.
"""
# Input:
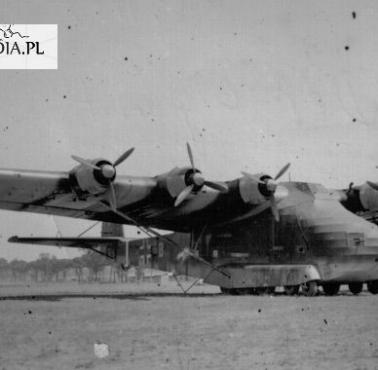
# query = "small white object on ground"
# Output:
<box><xmin>94</xmin><ymin>342</ymin><xmax>110</xmax><ymax>358</ymax></box>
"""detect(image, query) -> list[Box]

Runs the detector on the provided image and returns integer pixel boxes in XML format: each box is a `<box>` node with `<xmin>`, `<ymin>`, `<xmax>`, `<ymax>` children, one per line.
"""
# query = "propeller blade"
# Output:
<box><xmin>113</xmin><ymin>147</ymin><xmax>135</xmax><ymax>167</ymax></box>
<box><xmin>108</xmin><ymin>183</ymin><xmax>117</xmax><ymax>211</ymax></box>
<box><xmin>367</xmin><ymin>181</ymin><xmax>378</xmax><ymax>191</ymax></box>
<box><xmin>186</xmin><ymin>142</ymin><xmax>195</xmax><ymax>171</ymax></box>
<box><xmin>274</xmin><ymin>163</ymin><xmax>291</xmax><ymax>181</ymax></box>
<box><xmin>270</xmin><ymin>196</ymin><xmax>280</xmax><ymax>222</ymax></box>
<box><xmin>174</xmin><ymin>185</ymin><xmax>194</xmax><ymax>207</ymax></box>
<box><xmin>204</xmin><ymin>181</ymin><xmax>229</xmax><ymax>193</ymax></box>
<box><xmin>71</xmin><ymin>155</ymin><xmax>101</xmax><ymax>170</ymax></box>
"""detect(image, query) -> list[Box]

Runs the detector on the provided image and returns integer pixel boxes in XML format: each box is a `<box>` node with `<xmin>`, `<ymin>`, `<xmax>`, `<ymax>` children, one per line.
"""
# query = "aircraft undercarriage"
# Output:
<box><xmin>176</xmin><ymin>258</ymin><xmax>378</xmax><ymax>297</ymax></box>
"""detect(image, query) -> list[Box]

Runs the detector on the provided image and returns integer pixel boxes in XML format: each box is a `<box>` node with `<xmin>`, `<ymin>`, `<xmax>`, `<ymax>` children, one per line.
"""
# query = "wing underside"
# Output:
<box><xmin>8</xmin><ymin>236</ymin><xmax>124</xmax><ymax>249</ymax></box>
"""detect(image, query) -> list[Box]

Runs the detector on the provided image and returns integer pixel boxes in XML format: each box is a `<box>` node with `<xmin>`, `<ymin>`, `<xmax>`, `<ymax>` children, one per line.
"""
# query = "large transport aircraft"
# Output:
<box><xmin>2</xmin><ymin>144</ymin><xmax>378</xmax><ymax>296</ymax></box>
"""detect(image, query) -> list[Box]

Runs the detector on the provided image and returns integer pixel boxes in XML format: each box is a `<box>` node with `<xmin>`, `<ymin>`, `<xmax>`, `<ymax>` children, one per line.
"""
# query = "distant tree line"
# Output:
<box><xmin>0</xmin><ymin>251</ymin><xmax>127</xmax><ymax>283</ymax></box>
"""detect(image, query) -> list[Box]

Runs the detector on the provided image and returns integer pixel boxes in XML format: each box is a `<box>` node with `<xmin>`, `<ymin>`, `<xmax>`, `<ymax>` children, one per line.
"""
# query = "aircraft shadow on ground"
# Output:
<box><xmin>0</xmin><ymin>291</ymin><xmax>369</xmax><ymax>301</ymax></box>
<box><xmin>0</xmin><ymin>292</ymin><xmax>223</xmax><ymax>301</ymax></box>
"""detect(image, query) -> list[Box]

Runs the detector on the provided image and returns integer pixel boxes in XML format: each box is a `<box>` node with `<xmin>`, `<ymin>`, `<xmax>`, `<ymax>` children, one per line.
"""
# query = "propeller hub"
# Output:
<box><xmin>192</xmin><ymin>172</ymin><xmax>205</xmax><ymax>187</ymax></box>
<box><xmin>101</xmin><ymin>164</ymin><xmax>116</xmax><ymax>179</ymax></box>
<box><xmin>266</xmin><ymin>179</ymin><xmax>278</xmax><ymax>193</ymax></box>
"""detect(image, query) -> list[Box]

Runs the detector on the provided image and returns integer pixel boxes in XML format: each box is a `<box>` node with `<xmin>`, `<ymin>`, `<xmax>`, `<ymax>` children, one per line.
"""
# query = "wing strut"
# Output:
<box><xmin>101</xmin><ymin>201</ymin><xmax>230</xmax><ymax>280</ymax></box>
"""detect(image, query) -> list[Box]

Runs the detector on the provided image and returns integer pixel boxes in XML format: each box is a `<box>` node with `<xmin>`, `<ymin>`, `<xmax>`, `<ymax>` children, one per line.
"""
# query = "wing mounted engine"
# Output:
<box><xmin>69</xmin><ymin>148</ymin><xmax>135</xmax><ymax>209</ymax></box>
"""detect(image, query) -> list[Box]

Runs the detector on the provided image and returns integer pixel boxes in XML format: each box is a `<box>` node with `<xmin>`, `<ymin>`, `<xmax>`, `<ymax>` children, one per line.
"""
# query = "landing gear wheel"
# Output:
<box><xmin>301</xmin><ymin>281</ymin><xmax>318</xmax><ymax>297</ymax></box>
<box><xmin>284</xmin><ymin>285</ymin><xmax>300</xmax><ymax>296</ymax></box>
<box><xmin>255</xmin><ymin>287</ymin><xmax>267</xmax><ymax>295</ymax></box>
<box><xmin>265</xmin><ymin>287</ymin><xmax>276</xmax><ymax>295</ymax></box>
<box><xmin>349</xmin><ymin>282</ymin><xmax>363</xmax><ymax>295</ymax></box>
<box><xmin>367</xmin><ymin>280</ymin><xmax>378</xmax><ymax>294</ymax></box>
<box><xmin>322</xmin><ymin>283</ymin><xmax>340</xmax><ymax>296</ymax></box>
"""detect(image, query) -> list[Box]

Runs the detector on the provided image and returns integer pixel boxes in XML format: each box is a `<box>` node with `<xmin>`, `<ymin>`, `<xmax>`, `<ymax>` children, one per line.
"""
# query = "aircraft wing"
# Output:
<box><xmin>0</xmin><ymin>153</ymin><xmax>288</xmax><ymax>231</ymax></box>
<box><xmin>8</xmin><ymin>236</ymin><xmax>125</xmax><ymax>249</ymax></box>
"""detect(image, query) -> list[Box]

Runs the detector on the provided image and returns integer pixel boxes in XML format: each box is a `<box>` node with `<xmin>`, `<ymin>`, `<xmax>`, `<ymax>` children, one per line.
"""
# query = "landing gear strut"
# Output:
<box><xmin>284</xmin><ymin>285</ymin><xmax>300</xmax><ymax>296</ymax></box>
<box><xmin>301</xmin><ymin>281</ymin><xmax>317</xmax><ymax>296</ymax></box>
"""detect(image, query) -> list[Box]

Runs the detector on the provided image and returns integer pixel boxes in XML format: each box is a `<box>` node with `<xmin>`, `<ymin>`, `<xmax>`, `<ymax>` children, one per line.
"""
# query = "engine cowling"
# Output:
<box><xmin>70</xmin><ymin>158</ymin><xmax>115</xmax><ymax>196</ymax></box>
<box><xmin>239</xmin><ymin>172</ymin><xmax>272</xmax><ymax>205</ymax></box>
<box><xmin>359</xmin><ymin>183</ymin><xmax>378</xmax><ymax>211</ymax></box>
<box><xmin>159</xmin><ymin>167</ymin><xmax>193</xmax><ymax>198</ymax></box>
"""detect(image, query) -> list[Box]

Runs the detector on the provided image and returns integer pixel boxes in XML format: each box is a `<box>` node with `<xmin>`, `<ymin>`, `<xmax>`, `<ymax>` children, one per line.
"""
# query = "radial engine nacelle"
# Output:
<box><xmin>68</xmin><ymin>148</ymin><xmax>135</xmax><ymax>208</ymax></box>
<box><xmin>357</xmin><ymin>182</ymin><xmax>378</xmax><ymax>211</ymax></box>
<box><xmin>239</xmin><ymin>173</ymin><xmax>272</xmax><ymax>204</ymax></box>
<box><xmin>342</xmin><ymin>181</ymin><xmax>378</xmax><ymax>213</ymax></box>
<box><xmin>70</xmin><ymin>158</ymin><xmax>116</xmax><ymax>195</ymax></box>
<box><xmin>160</xmin><ymin>143</ymin><xmax>229</xmax><ymax>206</ymax></box>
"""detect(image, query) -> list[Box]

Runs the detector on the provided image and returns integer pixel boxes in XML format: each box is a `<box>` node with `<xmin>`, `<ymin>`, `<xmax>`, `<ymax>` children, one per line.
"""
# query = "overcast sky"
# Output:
<box><xmin>0</xmin><ymin>0</ymin><xmax>377</xmax><ymax>260</ymax></box>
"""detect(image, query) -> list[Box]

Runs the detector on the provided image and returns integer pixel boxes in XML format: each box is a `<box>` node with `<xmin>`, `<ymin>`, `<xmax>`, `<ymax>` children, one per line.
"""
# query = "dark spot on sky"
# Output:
<box><xmin>318</xmin><ymin>98</ymin><xmax>322</xmax><ymax>103</ymax></box>
<box><xmin>352</xmin><ymin>11</ymin><xmax>356</xmax><ymax>19</ymax></box>
<box><xmin>124</xmin><ymin>57</ymin><xmax>128</xmax><ymax>61</ymax></box>
<box><xmin>352</xmin><ymin>118</ymin><xmax>356</xmax><ymax>122</ymax></box>
<box><xmin>151</xmin><ymin>118</ymin><xmax>154</xmax><ymax>122</ymax></box>
<box><xmin>48</xmin><ymin>331</ymin><xmax>52</xmax><ymax>335</ymax></box>
<box><xmin>67</xmin><ymin>25</ymin><xmax>71</xmax><ymax>30</ymax></box>
<box><xmin>258</xmin><ymin>308</ymin><xmax>261</xmax><ymax>313</ymax></box>
<box><xmin>63</xmin><ymin>95</ymin><xmax>67</xmax><ymax>99</ymax></box>
<box><xmin>219</xmin><ymin>87</ymin><xmax>223</xmax><ymax>91</ymax></box>
<box><xmin>45</xmin><ymin>98</ymin><xmax>49</xmax><ymax>102</ymax></box>
<box><xmin>323</xmin><ymin>319</ymin><xmax>328</xmax><ymax>325</ymax></box>
<box><xmin>345</xmin><ymin>45</ymin><xmax>349</xmax><ymax>51</ymax></box>
<box><xmin>28</xmin><ymin>310</ymin><xmax>32</xmax><ymax>314</ymax></box>
<box><xmin>233</xmin><ymin>32</ymin><xmax>238</xmax><ymax>36</ymax></box>
<box><xmin>241</xmin><ymin>84</ymin><xmax>245</xmax><ymax>87</ymax></box>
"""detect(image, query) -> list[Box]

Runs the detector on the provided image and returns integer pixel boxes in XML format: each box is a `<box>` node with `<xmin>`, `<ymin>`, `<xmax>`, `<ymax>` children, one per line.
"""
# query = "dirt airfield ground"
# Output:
<box><xmin>0</xmin><ymin>282</ymin><xmax>377</xmax><ymax>370</ymax></box>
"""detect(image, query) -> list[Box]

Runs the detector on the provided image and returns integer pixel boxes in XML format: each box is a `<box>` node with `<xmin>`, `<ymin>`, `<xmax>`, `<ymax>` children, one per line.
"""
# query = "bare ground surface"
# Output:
<box><xmin>0</xmin><ymin>282</ymin><xmax>377</xmax><ymax>370</ymax></box>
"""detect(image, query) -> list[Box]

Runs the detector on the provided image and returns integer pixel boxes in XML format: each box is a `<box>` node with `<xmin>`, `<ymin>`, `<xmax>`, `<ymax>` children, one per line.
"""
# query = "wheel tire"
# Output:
<box><xmin>255</xmin><ymin>287</ymin><xmax>267</xmax><ymax>295</ymax></box>
<box><xmin>302</xmin><ymin>281</ymin><xmax>318</xmax><ymax>297</ymax></box>
<box><xmin>322</xmin><ymin>283</ymin><xmax>340</xmax><ymax>296</ymax></box>
<box><xmin>367</xmin><ymin>280</ymin><xmax>378</xmax><ymax>294</ymax></box>
<box><xmin>349</xmin><ymin>282</ymin><xmax>363</xmax><ymax>295</ymax></box>
<box><xmin>284</xmin><ymin>285</ymin><xmax>300</xmax><ymax>296</ymax></box>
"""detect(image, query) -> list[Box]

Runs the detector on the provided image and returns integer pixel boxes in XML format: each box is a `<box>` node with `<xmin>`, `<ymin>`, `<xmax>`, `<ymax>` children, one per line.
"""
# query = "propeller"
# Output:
<box><xmin>71</xmin><ymin>147</ymin><xmax>135</xmax><ymax>211</ymax></box>
<box><xmin>367</xmin><ymin>181</ymin><xmax>378</xmax><ymax>191</ymax></box>
<box><xmin>174</xmin><ymin>143</ymin><xmax>228</xmax><ymax>207</ymax></box>
<box><xmin>242</xmin><ymin>162</ymin><xmax>291</xmax><ymax>222</ymax></box>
